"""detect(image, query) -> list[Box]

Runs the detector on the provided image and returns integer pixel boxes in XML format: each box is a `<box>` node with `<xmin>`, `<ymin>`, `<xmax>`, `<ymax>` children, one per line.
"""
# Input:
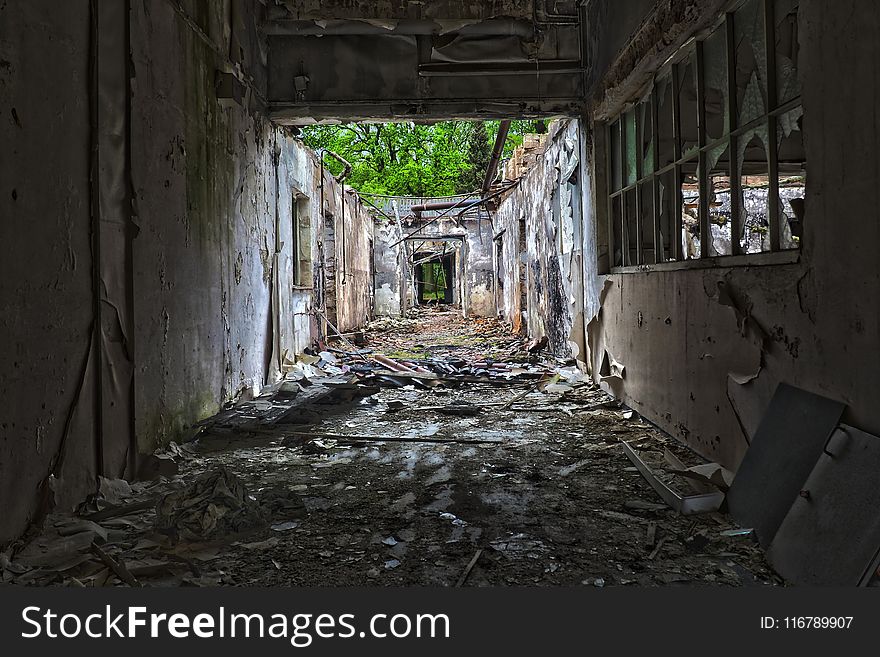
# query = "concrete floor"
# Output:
<box><xmin>5</xmin><ymin>309</ymin><xmax>779</xmax><ymax>587</ymax></box>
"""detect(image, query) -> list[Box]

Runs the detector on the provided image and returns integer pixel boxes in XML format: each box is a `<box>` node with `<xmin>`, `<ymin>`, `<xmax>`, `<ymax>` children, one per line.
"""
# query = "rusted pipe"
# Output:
<box><xmin>372</xmin><ymin>354</ymin><xmax>415</xmax><ymax>372</ymax></box>
<box><xmin>483</xmin><ymin>120</ymin><xmax>511</xmax><ymax>194</ymax></box>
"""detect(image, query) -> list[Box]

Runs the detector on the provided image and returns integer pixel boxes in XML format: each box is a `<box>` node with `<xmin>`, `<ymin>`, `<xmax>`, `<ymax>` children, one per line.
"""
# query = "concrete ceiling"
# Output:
<box><xmin>264</xmin><ymin>0</ymin><xmax>586</xmax><ymax>124</ymax></box>
<box><xmin>269</xmin><ymin>0</ymin><xmax>579</xmax><ymax>23</ymax></box>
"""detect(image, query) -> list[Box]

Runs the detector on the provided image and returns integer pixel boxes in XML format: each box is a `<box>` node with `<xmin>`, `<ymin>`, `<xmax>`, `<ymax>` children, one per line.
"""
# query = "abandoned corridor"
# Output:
<box><xmin>3</xmin><ymin>0</ymin><xmax>880</xmax><ymax>590</ymax></box>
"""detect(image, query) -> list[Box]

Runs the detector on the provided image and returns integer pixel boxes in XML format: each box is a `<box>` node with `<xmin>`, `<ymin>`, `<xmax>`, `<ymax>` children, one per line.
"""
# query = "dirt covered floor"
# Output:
<box><xmin>4</xmin><ymin>308</ymin><xmax>781</xmax><ymax>587</ymax></box>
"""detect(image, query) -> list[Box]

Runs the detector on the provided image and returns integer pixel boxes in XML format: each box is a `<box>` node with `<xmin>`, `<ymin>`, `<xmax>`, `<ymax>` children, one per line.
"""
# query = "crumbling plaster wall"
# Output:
<box><xmin>373</xmin><ymin>216</ymin><xmax>405</xmax><ymax>317</ymax></box>
<box><xmin>131</xmin><ymin>1</ymin><xmax>375</xmax><ymax>450</ymax></box>
<box><xmin>318</xmin><ymin>177</ymin><xmax>374</xmax><ymax>334</ymax></box>
<box><xmin>131</xmin><ymin>0</ymin><xmax>282</xmax><ymax>451</ymax></box>
<box><xmin>495</xmin><ymin>120</ymin><xmax>591</xmax><ymax>359</ymax></box>
<box><xmin>585</xmin><ymin>0</ymin><xmax>880</xmax><ymax>471</ymax></box>
<box><xmin>460</xmin><ymin>217</ymin><xmax>497</xmax><ymax>318</ymax></box>
<box><xmin>373</xmin><ymin>214</ymin><xmax>494</xmax><ymax>317</ymax></box>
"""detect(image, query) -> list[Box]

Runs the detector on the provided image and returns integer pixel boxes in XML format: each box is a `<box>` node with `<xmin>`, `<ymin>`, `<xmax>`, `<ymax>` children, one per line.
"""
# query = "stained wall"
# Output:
<box><xmin>583</xmin><ymin>0</ymin><xmax>880</xmax><ymax>470</ymax></box>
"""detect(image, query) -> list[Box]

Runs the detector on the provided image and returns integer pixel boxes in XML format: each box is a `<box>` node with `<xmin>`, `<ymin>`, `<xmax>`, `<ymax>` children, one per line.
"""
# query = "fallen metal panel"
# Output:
<box><xmin>727</xmin><ymin>383</ymin><xmax>846</xmax><ymax>546</ymax></box>
<box><xmin>767</xmin><ymin>425</ymin><xmax>880</xmax><ymax>586</ymax></box>
<box><xmin>621</xmin><ymin>442</ymin><xmax>725</xmax><ymax>515</ymax></box>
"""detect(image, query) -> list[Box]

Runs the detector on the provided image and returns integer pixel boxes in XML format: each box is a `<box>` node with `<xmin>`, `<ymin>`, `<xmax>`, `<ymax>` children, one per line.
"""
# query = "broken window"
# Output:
<box><xmin>604</xmin><ymin>0</ymin><xmax>804</xmax><ymax>268</ymax></box>
<box><xmin>681</xmin><ymin>160</ymin><xmax>700</xmax><ymax>259</ymax></box>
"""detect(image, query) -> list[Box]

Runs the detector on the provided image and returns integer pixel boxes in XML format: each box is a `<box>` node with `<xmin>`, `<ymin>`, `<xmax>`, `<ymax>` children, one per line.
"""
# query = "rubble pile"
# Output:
<box><xmin>2</xmin><ymin>306</ymin><xmax>777</xmax><ymax>588</ymax></box>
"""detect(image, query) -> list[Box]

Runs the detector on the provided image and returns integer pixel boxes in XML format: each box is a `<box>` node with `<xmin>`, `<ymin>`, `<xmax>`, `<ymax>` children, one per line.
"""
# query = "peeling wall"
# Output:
<box><xmin>317</xmin><ymin>173</ymin><xmax>374</xmax><ymax>335</ymax></box>
<box><xmin>583</xmin><ymin>0</ymin><xmax>880</xmax><ymax>471</ymax></box>
<box><xmin>131</xmin><ymin>1</ymin><xmax>375</xmax><ymax>449</ymax></box>
<box><xmin>131</xmin><ymin>0</ymin><xmax>282</xmax><ymax>450</ymax></box>
<box><xmin>373</xmin><ymin>213</ymin><xmax>495</xmax><ymax>318</ymax></box>
<box><xmin>495</xmin><ymin>120</ymin><xmax>592</xmax><ymax>360</ymax></box>
<box><xmin>1</xmin><ymin>0</ymin><xmax>376</xmax><ymax>545</ymax></box>
<box><xmin>373</xmin><ymin>217</ymin><xmax>405</xmax><ymax>317</ymax></box>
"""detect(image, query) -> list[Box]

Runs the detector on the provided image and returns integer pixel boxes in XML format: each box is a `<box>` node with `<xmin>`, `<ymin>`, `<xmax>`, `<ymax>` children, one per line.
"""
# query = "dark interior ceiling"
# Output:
<box><xmin>264</xmin><ymin>0</ymin><xmax>587</xmax><ymax>124</ymax></box>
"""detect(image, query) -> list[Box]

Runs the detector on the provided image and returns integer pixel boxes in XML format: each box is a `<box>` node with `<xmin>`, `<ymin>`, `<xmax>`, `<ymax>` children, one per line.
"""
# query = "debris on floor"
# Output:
<box><xmin>155</xmin><ymin>466</ymin><xmax>267</xmax><ymax>541</ymax></box>
<box><xmin>3</xmin><ymin>307</ymin><xmax>778</xmax><ymax>588</ymax></box>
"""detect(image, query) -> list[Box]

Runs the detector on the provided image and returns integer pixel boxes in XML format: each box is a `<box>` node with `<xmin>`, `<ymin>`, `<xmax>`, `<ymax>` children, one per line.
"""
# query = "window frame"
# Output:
<box><xmin>604</xmin><ymin>0</ymin><xmax>804</xmax><ymax>273</ymax></box>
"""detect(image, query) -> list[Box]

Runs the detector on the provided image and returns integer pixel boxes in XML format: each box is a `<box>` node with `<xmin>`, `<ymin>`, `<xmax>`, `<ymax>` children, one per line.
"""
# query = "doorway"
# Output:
<box><xmin>416</xmin><ymin>253</ymin><xmax>454</xmax><ymax>304</ymax></box>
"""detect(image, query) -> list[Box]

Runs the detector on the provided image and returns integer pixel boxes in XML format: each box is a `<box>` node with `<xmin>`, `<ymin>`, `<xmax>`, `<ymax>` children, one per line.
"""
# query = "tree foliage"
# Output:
<box><xmin>456</xmin><ymin>122</ymin><xmax>491</xmax><ymax>194</ymax></box>
<box><xmin>301</xmin><ymin>120</ymin><xmax>545</xmax><ymax>197</ymax></box>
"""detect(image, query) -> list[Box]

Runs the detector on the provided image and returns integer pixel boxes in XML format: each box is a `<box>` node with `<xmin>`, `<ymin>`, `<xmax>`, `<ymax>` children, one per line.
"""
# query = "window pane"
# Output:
<box><xmin>658</xmin><ymin>170</ymin><xmax>677</xmax><ymax>261</ymax></box>
<box><xmin>639</xmin><ymin>96</ymin><xmax>655</xmax><ymax>177</ymax></box>
<box><xmin>777</xmin><ymin>106</ymin><xmax>805</xmax><ymax>250</ymax></box>
<box><xmin>681</xmin><ymin>159</ymin><xmax>700</xmax><ymax>259</ymax></box>
<box><xmin>678</xmin><ymin>54</ymin><xmax>699</xmax><ymax>157</ymax></box>
<box><xmin>639</xmin><ymin>182</ymin><xmax>656</xmax><ymax>264</ymax></box>
<box><xmin>737</xmin><ymin>122</ymin><xmax>772</xmax><ymax>253</ymax></box>
<box><xmin>625</xmin><ymin>108</ymin><xmax>638</xmax><ymax>186</ymax></box>
<box><xmin>624</xmin><ymin>188</ymin><xmax>638</xmax><ymax>265</ymax></box>
<box><xmin>707</xmin><ymin>144</ymin><xmax>733</xmax><ymax>256</ymax></box>
<box><xmin>657</xmin><ymin>75</ymin><xmax>676</xmax><ymax>168</ymax></box>
<box><xmin>733</xmin><ymin>0</ymin><xmax>768</xmax><ymax>127</ymax></box>
<box><xmin>775</xmin><ymin>0</ymin><xmax>801</xmax><ymax>106</ymax></box>
<box><xmin>612</xmin><ymin>194</ymin><xmax>623</xmax><ymax>266</ymax></box>
<box><xmin>610</xmin><ymin>120</ymin><xmax>622</xmax><ymax>191</ymax></box>
<box><xmin>703</xmin><ymin>25</ymin><xmax>729</xmax><ymax>142</ymax></box>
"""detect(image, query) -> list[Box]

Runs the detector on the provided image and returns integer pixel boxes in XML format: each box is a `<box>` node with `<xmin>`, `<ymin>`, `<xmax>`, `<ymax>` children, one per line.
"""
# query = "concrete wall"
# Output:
<box><xmin>0</xmin><ymin>0</ymin><xmax>99</xmax><ymax>546</ymax></box>
<box><xmin>131</xmin><ymin>0</ymin><xmax>375</xmax><ymax>449</ymax></box>
<box><xmin>583</xmin><ymin>0</ymin><xmax>880</xmax><ymax>470</ymax></box>
<box><xmin>131</xmin><ymin>0</ymin><xmax>282</xmax><ymax>450</ymax></box>
<box><xmin>319</xmin><ymin>180</ymin><xmax>374</xmax><ymax>335</ymax></box>
<box><xmin>0</xmin><ymin>0</ymin><xmax>375</xmax><ymax>545</ymax></box>
<box><xmin>373</xmin><ymin>213</ymin><xmax>495</xmax><ymax>318</ymax></box>
<box><xmin>495</xmin><ymin>121</ymin><xmax>593</xmax><ymax>360</ymax></box>
<box><xmin>373</xmin><ymin>216</ymin><xmax>406</xmax><ymax>317</ymax></box>
<box><xmin>265</xmin><ymin>0</ymin><xmax>583</xmax><ymax>123</ymax></box>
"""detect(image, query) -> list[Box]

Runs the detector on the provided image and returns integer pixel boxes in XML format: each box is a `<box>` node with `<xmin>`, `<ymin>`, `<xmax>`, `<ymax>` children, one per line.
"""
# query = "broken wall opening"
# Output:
<box><xmin>405</xmin><ymin>237</ymin><xmax>464</xmax><ymax>310</ymax></box>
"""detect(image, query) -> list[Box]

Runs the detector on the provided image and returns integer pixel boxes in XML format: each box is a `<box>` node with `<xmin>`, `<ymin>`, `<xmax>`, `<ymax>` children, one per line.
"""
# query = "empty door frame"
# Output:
<box><xmin>404</xmin><ymin>235</ymin><xmax>466</xmax><ymax>311</ymax></box>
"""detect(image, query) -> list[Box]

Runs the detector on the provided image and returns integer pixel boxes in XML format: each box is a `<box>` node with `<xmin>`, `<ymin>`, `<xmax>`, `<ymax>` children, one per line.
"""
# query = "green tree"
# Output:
<box><xmin>456</xmin><ymin>122</ymin><xmax>491</xmax><ymax>193</ymax></box>
<box><xmin>301</xmin><ymin>119</ymin><xmax>549</xmax><ymax>197</ymax></box>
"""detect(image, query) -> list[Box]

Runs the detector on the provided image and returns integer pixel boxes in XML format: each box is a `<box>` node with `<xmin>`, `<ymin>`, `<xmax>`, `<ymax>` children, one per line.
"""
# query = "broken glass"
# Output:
<box><xmin>734</xmin><ymin>0</ymin><xmax>768</xmax><ymax>127</ymax></box>
<box><xmin>658</xmin><ymin>170</ymin><xmax>676</xmax><ymax>261</ymax></box>
<box><xmin>776</xmin><ymin>107</ymin><xmax>805</xmax><ymax>250</ymax></box>
<box><xmin>678</xmin><ymin>54</ymin><xmax>699</xmax><ymax>157</ymax></box>
<box><xmin>639</xmin><ymin>181</ymin><xmax>656</xmax><ymax>264</ymax></box>
<box><xmin>707</xmin><ymin>145</ymin><xmax>733</xmax><ymax>256</ymax></box>
<box><xmin>703</xmin><ymin>25</ymin><xmax>730</xmax><ymax>142</ymax></box>
<box><xmin>611</xmin><ymin>194</ymin><xmax>623</xmax><ymax>266</ymax></box>
<box><xmin>737</xmin><ymin>127</ymin><xmax>772</xmax><ymax>254</ymax></box>
<box><xmin>680</xmin><ymin>159</ymin><xmax>700</xmax><ymax>259</ymax></box>
<box><xmin>624</xmin><ymin>188</ymin><xmax>638</xmax><ymax>265</ymax></box>
<box><xmin>775</xmin><ymin>0</ymin><xmax>801</xmax><ymax>106</ymax></box>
